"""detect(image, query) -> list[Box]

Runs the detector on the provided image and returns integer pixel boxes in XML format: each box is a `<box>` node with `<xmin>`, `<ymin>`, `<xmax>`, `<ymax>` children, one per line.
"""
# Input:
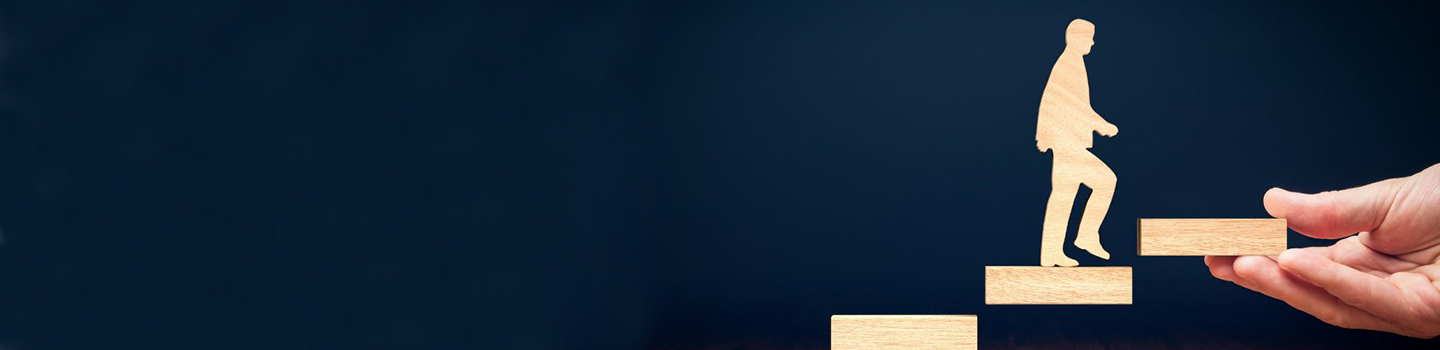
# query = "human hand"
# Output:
<box><xmin>1096</xmin><ymin>123</ymin><xmax>1118</xmax><ymax>137</ymax></box>
<box><xmin>1205</xmin><ymin>164</ymin><xmax>1440</xmax><ymax>338</ymax></box>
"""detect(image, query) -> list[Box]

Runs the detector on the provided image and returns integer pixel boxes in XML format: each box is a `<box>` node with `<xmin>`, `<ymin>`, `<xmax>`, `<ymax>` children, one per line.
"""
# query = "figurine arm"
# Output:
<box><xmin>1089</xmin><ymin>107</ymin><xmax>1117</xmax><ymax>137</ymax></box>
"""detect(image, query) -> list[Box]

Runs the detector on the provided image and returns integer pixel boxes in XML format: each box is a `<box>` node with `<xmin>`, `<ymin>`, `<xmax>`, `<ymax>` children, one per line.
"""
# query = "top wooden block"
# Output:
<box><xmin>1138</xmin><ymin>218</ymin><xmax>1287</xmax><ymax>256</ymax></box>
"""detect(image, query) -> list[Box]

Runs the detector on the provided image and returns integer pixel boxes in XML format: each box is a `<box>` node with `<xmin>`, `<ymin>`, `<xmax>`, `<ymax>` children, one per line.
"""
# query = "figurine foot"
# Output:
<box><xmin>1041</xmin><ymin>254</ymin><xmax>1079</xmax><ymax>267</ymax></box>
<box><xmin>1075</xmin><ymin>238</ymin><xmax>1111</xmax><ymax>260</ymax></box>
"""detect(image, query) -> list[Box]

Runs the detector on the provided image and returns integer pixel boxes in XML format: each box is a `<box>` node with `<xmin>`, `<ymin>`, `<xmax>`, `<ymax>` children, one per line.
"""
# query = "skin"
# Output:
<box><xmin>1205</xmin><ymin>164</ymin><xmax>1440</xmax><ymax>338</ymax></box>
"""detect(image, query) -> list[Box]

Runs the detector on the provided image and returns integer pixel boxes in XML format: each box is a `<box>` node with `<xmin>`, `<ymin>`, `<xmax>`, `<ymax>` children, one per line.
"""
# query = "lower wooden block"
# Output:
<box><xmin>984</xmin><ymin>266</ymin><xmax>1132</xmax><ymax>305</ymax></box>
<box><xmin>1138</xmin><ymin>218</ymin><xmax>1287</xmax><ymax>256</ymax></box>
<box><xmin>831</xmin><ymin>315</ymin><xmax>977</xmax><ymax>350</ymax></box>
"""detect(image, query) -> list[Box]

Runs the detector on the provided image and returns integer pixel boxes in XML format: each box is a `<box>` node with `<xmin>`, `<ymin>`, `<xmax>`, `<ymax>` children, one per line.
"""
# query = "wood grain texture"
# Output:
<box><xmin>831</xmin><ymin>315</ymin><xmax>977</xmax><ymax>350</ymax></box>
<box><xmin>1137</xmin><ymin>219</ymin><xmax>1287</xmax><ymax>256</ymax></box>
<box><xmin>984</xmin><ymin>266</ymin><xmax>1132</xmax><ymax>305</ymax></box>
<box><xmin>1036</xmin><ymin>19</ymin><xmax>1119</xmax><ymax>267</ymax></box>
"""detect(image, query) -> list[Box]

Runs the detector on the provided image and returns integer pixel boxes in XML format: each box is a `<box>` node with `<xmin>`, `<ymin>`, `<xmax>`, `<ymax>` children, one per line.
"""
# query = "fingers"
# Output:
<box><xmin>1206</xmin><ymin>256</ymin><xmax>1273</xmax><ymax>294</ymax></box>
<box><xmin>1327</xmin><ymin>236</ymin><xmax>1421</xmax><ymax>274</ymax></box>
<box><xmin>1205</xmin><ymin>256</ymin><xmax>1239</xmax><ymax>281</ymax></box>
<box><xmin>1277</xmin><ymin>249</ymin><xmax>1409</xmax><ymax>321</ymax></box>
<box><xmin>1263</xmin><ymin>179</ymin><xmax>1405</xmax><ymax>239</ymax></box>
<box><xmin>1206</xmin><ymin>255</ymin><xmax>1268</xmax><ymax>293</ymax></box>
<box><xmin>1223</xmin><ymin>255</ymin><xmax>1407</xmax><ymax>334</ymax></box>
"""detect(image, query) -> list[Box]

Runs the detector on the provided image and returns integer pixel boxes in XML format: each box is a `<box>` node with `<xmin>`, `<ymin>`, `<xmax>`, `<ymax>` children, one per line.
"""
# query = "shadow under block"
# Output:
<box><xmin>1138</xmin><ymin>218</ymin><xmax>1287</xmax><ymax>256</ymax></box>
<box><xmin>984</xmin><ymin>266</ymin><xmax>1132</xmax><ymax>305</ymax></box>
<box><xmin>831</xmin><ymin>315</ymin><xmax>978</xmax><ymax>350</ymax></box>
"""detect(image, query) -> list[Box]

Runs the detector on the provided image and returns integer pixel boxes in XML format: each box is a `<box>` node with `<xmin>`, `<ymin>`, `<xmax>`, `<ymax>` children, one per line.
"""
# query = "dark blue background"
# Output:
<box><xmin>0</xmin><ymin>1</ymin><xmax>1436</xmax><ymax>349</ymax></box>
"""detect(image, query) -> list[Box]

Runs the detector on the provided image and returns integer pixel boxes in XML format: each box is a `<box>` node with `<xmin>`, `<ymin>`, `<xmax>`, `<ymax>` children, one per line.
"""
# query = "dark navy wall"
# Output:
<box><xmin>0</xmin><ymin>1</ymin><xmax>1436</xmax><ymax>349</ymax></box>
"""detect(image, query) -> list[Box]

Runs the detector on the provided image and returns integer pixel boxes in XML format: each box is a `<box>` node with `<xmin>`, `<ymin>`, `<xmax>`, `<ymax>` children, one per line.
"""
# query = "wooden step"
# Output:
<box><xmin>1138</xmin><ymin>218</ymin><xmax>1287</xmax><ymax>256</ymax></box>
<box><xmin>831</xmin><ymin>315</ymin><xmax>978</xmax><ymax>350</ymax></box>
<box><xmin>984</xmin><ymin>266</ymin><xmax>1132</xmax><ymax>305</ymax></box>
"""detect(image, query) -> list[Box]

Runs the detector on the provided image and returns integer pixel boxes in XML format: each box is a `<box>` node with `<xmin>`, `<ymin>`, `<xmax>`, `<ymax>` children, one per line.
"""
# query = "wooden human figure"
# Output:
<box><xmin>1035</xmin><ymin>19</ymin><xmax>1118</xmax><ymax>267</ymax></box>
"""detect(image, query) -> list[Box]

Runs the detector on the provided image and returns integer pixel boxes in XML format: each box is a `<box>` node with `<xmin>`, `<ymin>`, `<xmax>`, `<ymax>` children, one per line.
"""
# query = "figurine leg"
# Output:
<box><xmin>1041</xmin><ymin>183</ymin><xmax>1080</xmax><ymax>267</ymax></box>
<box><xmin>1074</xmin><ymin>152</ymin><xmax>1116</xmax><ymax>260</ymax></box>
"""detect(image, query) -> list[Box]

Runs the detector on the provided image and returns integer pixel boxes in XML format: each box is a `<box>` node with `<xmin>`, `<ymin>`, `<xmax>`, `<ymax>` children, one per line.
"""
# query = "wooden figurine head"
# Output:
<box><xmin>1065</xmin><ymin>19</ymin><xmax>1095</xmax><ymax>55</ymax></box>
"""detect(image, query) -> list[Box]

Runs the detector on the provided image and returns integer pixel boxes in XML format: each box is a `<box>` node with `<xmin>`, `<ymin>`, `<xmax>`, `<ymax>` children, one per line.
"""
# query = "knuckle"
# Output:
<box><xmin>1316</xmin><ymin>197</ymin><xmax>1348</xmax><ymax>229</ymax></box>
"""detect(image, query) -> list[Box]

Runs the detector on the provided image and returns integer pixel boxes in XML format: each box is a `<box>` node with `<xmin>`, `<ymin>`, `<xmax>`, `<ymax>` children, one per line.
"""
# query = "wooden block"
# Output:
<box><xmin>831</xmin><ymin>315</ymin><xmax>977</xmax><ymax>350</ymax></box>
<box><xmin>984</xmin><ymin>266</ymin><xmax>1131</xmax><ymax>305</ymax></box>
<box><xmin>1137</xmin><ymin>218</ymin><xmax>1287</xmax><ymax>256</ymax></box>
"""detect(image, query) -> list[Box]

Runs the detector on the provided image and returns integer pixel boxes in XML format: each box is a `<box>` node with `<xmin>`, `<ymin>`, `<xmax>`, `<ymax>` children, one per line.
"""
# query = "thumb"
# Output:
<box><xmin>1263</xmin><ymin>178</ymin><xmax>1405</xmax><ymax>239</ymax></box>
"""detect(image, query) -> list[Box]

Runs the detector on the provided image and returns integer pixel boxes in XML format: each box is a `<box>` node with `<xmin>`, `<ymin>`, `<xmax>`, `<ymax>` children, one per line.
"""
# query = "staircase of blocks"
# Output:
<box><xmin>830</xmin><ymin>218</ymin><xmax>1287</xmax><ymax>349</ymax></box>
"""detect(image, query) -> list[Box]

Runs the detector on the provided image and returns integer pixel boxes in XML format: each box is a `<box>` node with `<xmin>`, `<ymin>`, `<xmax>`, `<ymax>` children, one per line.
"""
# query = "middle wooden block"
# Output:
<box><xmin>984</xmin><ymin>266</ymin><xmax>1132</xmax><ymax>305</ymax></box>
